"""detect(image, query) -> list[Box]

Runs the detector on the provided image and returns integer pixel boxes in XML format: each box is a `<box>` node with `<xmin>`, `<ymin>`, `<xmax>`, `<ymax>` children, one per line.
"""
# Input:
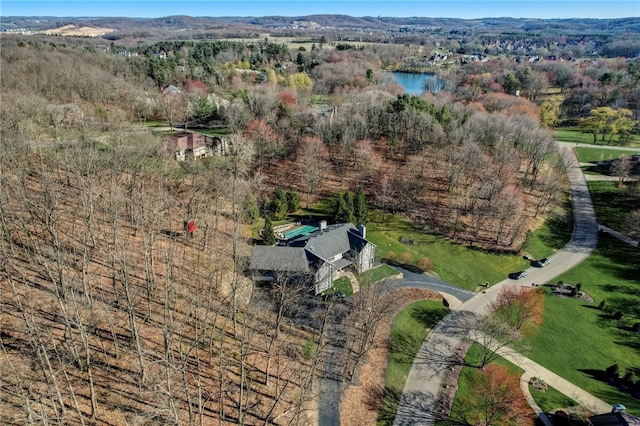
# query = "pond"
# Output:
<box><xmin>392</xmin><ymin>71</ymin><xmax>441</xmax><ymax>95</ymax></box>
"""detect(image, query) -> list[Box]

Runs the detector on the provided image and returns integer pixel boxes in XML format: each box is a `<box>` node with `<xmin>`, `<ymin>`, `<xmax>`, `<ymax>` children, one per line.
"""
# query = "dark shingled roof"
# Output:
<box><xmin>290</xmin><ymin>223</ymin><xmax>360</xmax><ymax>261</ymax></box>
<box><xmin>249</xmin><ymin>246</ymin><xmax>310</xmax><ymax>273</ymax></box>
<box><xmin>589</xmin><ymin>413</ymin><xmax>640</xmax><ymax>426</ymax></box>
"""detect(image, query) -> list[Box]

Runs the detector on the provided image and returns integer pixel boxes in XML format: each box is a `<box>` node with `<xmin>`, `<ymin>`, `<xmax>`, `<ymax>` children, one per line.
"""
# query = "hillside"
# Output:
<box><xmin>39</xmin><ymin>23</ymin><xmax>116</xmax><ymax>37</ymax></box>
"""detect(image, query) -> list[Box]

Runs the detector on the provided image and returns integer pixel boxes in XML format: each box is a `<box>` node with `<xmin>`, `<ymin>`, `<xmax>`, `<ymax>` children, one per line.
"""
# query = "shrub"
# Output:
<box><xmin>613</xmin><ymin>311</ymin><xmax>623</xmax><ymax>320</ymax></box>
<box><xmin>398</xmin><ymin>252</ymin><xmax>414</xmax><ymax>264</ymax></box>
<box><xmin>633</xmin><ymin>322</ymin><xmax>640</xmax><ymax>333</ymax></box>
<box><xmin>417</xmin><ymin>257</ymin><xmax>434</xmax><ymax>271</ymax></box>
<box><xmin>303</xmin><ymin>339</ymin><xmax>316</xmax><ymax>360</ymax></box>
<box><xmin>575</xmin><ymin>283</ymin><xmax>582</xmax><ymax>292</ymax></box>
<box><xmin>598</xmin><ymin>300</ymin><xmax>607</xmax><ymax>310</ymax></box>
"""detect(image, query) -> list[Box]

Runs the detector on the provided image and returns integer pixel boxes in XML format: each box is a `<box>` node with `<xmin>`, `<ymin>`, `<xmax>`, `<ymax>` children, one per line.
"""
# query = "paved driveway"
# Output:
<box><xmin>392</xmin><ymin>266</ymin><xmax>475</xmax><ymax>304</ymax></box>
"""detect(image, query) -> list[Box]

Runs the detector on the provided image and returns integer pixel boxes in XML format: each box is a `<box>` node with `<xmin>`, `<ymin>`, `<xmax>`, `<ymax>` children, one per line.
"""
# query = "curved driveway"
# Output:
<box><xmin>393</xmin><ymin>143</ymin><xmax>602</xmax><ymax>425</ymax></box>
<box><xmin>392</xmin><ymin>266</ymin><xmax>475</xmax><ymax>304</ymax></box>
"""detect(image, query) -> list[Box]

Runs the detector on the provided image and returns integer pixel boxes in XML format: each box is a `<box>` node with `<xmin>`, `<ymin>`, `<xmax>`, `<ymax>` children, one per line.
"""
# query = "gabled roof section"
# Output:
<box><xmin>249</xmin><ymin>246</ymin><xmax>310</xmax><ymax>274</ymax></box>
<box><xmin>293</xmin><ymin>223</ymin><xmax>359</xmax><ymax>260</ymax></box>
<box><xmin>347</xmin><ymin>227</ymin><xmax>371</xmax><ymax>251</ymax></box>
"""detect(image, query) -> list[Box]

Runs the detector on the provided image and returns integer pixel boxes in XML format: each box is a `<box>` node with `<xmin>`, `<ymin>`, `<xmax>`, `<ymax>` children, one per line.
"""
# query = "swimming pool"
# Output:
<box><xmin>283</xmin><ymin>225</ymin><xmax>318</xmax><ymax>240</ymax></box>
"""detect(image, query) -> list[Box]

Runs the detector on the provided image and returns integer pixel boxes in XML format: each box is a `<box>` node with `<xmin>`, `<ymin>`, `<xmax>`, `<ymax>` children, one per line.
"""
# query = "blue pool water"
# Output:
<box><xmin>283</xmin><ymin>225</ymin><xmax>318</xmax><ymax>240</ymax></box>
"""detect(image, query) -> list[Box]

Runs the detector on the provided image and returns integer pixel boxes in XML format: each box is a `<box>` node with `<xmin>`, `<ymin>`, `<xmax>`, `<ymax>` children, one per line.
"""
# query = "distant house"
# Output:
<box><xmin>166</xmin><ymin>131</ymin><xmax>228</xmax><ymax>161</ymax></box>
<box><xmin>249</xmin><ymin>222</ymin><xmax>376</xmax><ymax>294</ymax></box>
<box><xmin>162</xmin><ymin>84</ymin><xmax>180</xmax><ymax>96</ymax></box>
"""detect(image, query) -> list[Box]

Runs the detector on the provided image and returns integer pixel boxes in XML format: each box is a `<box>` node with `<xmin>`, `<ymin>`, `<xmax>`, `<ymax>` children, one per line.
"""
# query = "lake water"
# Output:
<box><xmin>392</xmin><ymin>72</ymin><xmax>440</xmax><ymax>95</ymax></box>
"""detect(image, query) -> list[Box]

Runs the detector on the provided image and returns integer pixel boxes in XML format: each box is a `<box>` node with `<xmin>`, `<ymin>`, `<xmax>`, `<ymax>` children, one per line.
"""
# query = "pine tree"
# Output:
<box><xmin>354</xmin><ymin>187</ymin><xmax>368</xmax><ymax>225</ymax></box>
<box><xmin>287</xmin><ymin>190</ymin><xmax>301</xmax><ymax>213</ymax></box>
<box><xmin>262</xmin><ymin>217</ymin><xmax>277</xmax><ymax>245</ymax></box>
<box><xmin>334</xmin><ymin>191</ymin><xmax>355</xmax><ymax>224</ymax></box>
<box><xmin>272</xmin><ymin>187</ymin><xmax>289</xmax><ymax>220</ymax></box>
<box><xmin>242</xmin><ymin>193</ymin><xmax>259</xmax><ymax>224</ymax></box>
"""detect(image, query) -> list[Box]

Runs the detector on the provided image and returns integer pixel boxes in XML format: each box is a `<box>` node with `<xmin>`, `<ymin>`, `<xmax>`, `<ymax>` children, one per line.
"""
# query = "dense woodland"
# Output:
<box><xmin>1</xmin><ymin>16</ymin><xmax>639</xmax><ymax>425</ymax></box>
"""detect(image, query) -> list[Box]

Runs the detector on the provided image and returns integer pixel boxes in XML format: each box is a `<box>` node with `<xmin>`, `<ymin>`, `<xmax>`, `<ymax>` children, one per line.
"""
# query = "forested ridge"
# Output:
<box><xmin>1</xmin><ymin>24</ymin><xmax>638</xmax><ymax>424</ymax></box>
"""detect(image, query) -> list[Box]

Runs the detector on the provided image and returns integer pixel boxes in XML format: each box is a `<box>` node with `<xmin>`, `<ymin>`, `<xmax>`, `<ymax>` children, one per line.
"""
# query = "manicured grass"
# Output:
<box><xmin>530</xmin><ymin>385</ymin><xmax>578</xmax><ymax>413</ymax></box>
<box><xmin>588</xmin><ymin>181</ymin><xmax>640</xmax><ymax>230</ymax></box>
<box><xmin>378</xmin><ymin>300</ymin><xmax>450</xmax><ymax>425</ymax></box>
<box><xmin>142</xmin><ymin>120</ymin><xmax>169</xmax><ymax>128</ymax></box>
<box><xmin>523</xmin><ymin>204</ymin><xmax>574</xmax><ymax>261</ymax></box>
<box><xmin>574</xmin><ymin>147</ymin><xmax>640</xmax><ymax>163</ymax></box>
<box><xmin>190</xmin><ymin>127</ymin><xmax>231</xmax><ymax>137</ymax></box>
<box><xmin>555</xmin><ymin>127</ymin><xmax>594</xmax><ymax>144</ymax></box>
<box><xmin>326</xmin><ymin>276</ymin><xmax>353</xmax><ymax>297</ymax></box>
<box><xmin>357</xmin><ymin>264</ymin><xmax>401</xmax><ymax>287</ymax></box>
<box><xmin>516</xmin><ymin>234</ymin><xmax>640</xmax><ymax>415</ymax></box>
<box><xmin>555</xmin><ymin>127</ymin><xmax>640</xmax><ymax>148</ymax></box>
<box><xmin>366</xmin><ymin>214</ymin><xmax>531</xmax><ymax>290</ymax></box>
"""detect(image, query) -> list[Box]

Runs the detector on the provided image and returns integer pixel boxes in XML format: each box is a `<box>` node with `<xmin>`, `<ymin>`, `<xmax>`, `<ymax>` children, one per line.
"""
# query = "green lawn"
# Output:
<box><xmin>357</xmin><ymin>264</ymin><xmax>401</xmax><ymax>287</ymax></box>
<box><xmin>530</xmin><ymin>385</ymin><xmax>578</xmax><ymax>413</ymax></box>
<box><xmin>555</xmin><ymin>127</ymin><xmax>640</xmax><ymax>148</ymax></box>
<box><xmin>515</xmin><ymin>234</ymin><xmax>640</xmax><ymax>415</ymax></box>
<box><xmin>574</xmin><ymin>147</ymin><xmax>640</xmax><ymax>164</ymax></box>
<box><xmin>588</xmin><ymin>181</ymin><xmax>640</xmax><ymax>230</ymax></box>
<box><xmin>367</xmin><ymin>215</ymin><xmax>532</xmax><ymax>290</ymax></box>
<box><xmin>327</xmin><ymin>276</ymin><xmax>353</xmax><ymax>297</ymax></box>
<box><xmin>523</xmin><ymin>203</ymin><xmax>574</xmax><ymax>261</ymax></box>
<box><xmin>378</xmin><ymin>300</ymin><xmax>450</xmax><ymax>426</ymax></box>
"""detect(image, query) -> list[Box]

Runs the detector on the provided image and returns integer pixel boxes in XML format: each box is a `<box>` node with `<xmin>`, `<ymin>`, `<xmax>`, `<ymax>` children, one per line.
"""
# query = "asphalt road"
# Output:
<box><xmin>393</xmin><ymin>143</ymin><xmax>601</xmax><ymax>425</ymax></box>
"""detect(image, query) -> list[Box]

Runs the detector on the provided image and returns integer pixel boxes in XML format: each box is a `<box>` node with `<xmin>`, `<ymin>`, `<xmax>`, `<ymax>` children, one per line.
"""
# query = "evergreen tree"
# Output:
<box><xmin>260</xmin><ymin>196</ymin><xmax>272</xmax><ymax>218</ymax></box>
<box><xmin>354</xmin><ymin>186</ymin><xmax>368</xmax><ymax>225</ymax></box>
<box><xmin>272</xmin><ymin>187</ymin><xmax>289</xmax><ymax>220</ymax></box>
<box><xmin>242</xmin><ymin>193</ymin><xmax>259</xmax><ymax>224</ymax></box>
<box><xmin>287</xmin><ymin>190</ymin><xmax>301</xmax><ymax>213</ymax></box>
<box><xmin>334</xmin><ymin>191</ymin><xmax>355</xmax><ymax>224</ymax></box>
<box><xmin>262</xmin><ymin>217</ymin><xmax>277</xmax><ymax>246</ymax></box>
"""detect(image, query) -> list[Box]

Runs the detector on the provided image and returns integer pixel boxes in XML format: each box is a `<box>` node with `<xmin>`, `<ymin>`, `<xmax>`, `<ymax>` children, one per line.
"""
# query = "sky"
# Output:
<box><xmin>1</xmin><ymin>0</ymin><xmax>639</xmax><ymax>19</ymax></box>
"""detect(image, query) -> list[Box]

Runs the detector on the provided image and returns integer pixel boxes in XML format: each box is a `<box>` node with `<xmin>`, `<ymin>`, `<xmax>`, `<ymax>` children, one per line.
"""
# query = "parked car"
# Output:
<box><xmin>531</xmin><ymin>258</ymin><xmax>550</xmax><ymax>267</ymax></box>
<box><xmin>322</xmin><ymin>291</ymin><xmax>346</xmax><ymax>302</ymax></box>
<box><xmin>509</xmin><ymin>271</ymin><xmax>528</xmax><ymax>280</ymax></box>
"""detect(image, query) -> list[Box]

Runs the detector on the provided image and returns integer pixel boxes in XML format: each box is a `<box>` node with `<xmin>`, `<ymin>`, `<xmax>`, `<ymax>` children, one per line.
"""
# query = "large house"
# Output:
<box><xmin>166</xmin><ymin>131</ymin><xmax>228</xmax><ymax>161</ymax></box>
<box><xmin>249</xmin><ymin>222</ymin><xmax>376</xmax><ymax>294</ymax></box>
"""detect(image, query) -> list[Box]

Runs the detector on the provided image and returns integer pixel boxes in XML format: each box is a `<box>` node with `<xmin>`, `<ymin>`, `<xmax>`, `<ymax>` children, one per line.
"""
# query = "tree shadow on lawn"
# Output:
<box><xmin>589</xmin><ymin>292</ymin><xmax>640</xmax><ymax>321</ymax></box>
<box><xmin>389</xmin><ymin>333</ymin><xmax>423</xmax><ymax>365</ymax></box>
<box><xmin>411</xmin><ymin>306</ymin><xmax>450</xmax><ymax>329</ymax></box>
<box><xmin>590</xmin><ymin>312</ymin><xmax>640</xmax><ymax>352</ymax></box>
<box><xmin>366</xmin><ymin>384</ymin><xmax>404</xmax><ymax>426</ymax></box>
<box><xmin>599</xmin><ymin>283</ymin><xmax>637</xmax><ymax>293</ymax></box>
<box><xmin>582</xmin><ymin>164</ymin><xmax>613</xmax><ymax>175</ymax></box>
<box><xmin>589</xmin><ymin>234</ymin><xmax>640</xmax><ymax>281</ymax></box>
<box><xmin>577</xmin><ymin>370</ymin><xmax>640</xmax><ymax>412</ymax></box>
<box><xmin>538</xmin><ymin>207</ymin><xmax>574</xmax><ymax>249</ymax></box>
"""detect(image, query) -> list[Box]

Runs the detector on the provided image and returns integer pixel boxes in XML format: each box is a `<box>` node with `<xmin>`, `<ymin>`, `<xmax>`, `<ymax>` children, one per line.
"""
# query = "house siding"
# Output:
<box><xmin>314</xmin><ymin>262</ymin><xmax>333</xmax><ymax>294</ymax></box>
<box><xmin>356</xmin><ymin>243</ymin><xmax>376</xmax><ymax>273</ymax></box>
